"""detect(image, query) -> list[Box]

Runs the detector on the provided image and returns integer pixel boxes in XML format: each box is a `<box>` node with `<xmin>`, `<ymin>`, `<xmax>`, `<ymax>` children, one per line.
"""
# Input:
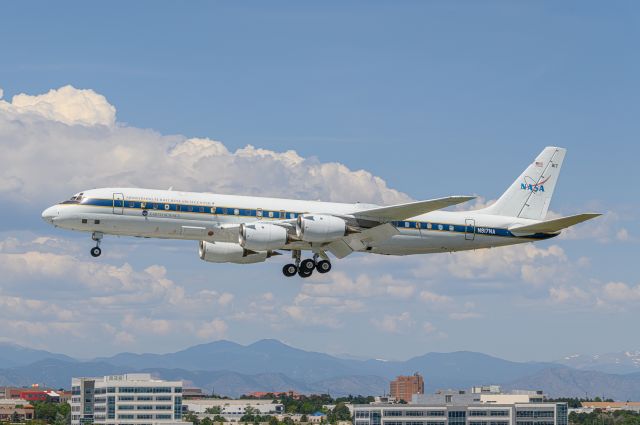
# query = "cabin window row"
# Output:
<box><xmin>105</xmin><ymin>199</ymin><xmax>302</xmax><ymax>219</ymax></box>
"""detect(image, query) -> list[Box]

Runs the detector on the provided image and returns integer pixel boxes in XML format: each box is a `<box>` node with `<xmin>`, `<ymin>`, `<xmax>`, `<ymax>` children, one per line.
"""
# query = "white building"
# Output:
<box><xmin>184</xmin><ymin>398</ymin><xmax>284</xmax><ymax>416</ymax></box>
<box><xmin>412</xmin><ymin>387</ymin><xmax>545</xmax><ymax>405</ymax></box>
<box><xmin>71</xmin><ymin>374</ymin><xmax>188</xmax><ymax>425</ymax></box>
<box><xmin>353</xmin><ymin>402</ymin><xmax>568</xmax><ymax>425</ymax></box>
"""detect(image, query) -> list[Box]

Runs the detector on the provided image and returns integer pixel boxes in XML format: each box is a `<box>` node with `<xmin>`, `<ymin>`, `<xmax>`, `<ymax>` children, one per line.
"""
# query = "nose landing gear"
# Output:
<box><xmin>90</xmin><ymin>232</ymin><xmax>103</xmax><ymax>257</ymax></box>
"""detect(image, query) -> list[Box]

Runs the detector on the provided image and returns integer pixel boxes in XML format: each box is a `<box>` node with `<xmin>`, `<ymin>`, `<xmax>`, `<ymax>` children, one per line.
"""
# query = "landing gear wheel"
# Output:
<box><xmin>282</xmin><ymin>264</ymin><xmax>298</xmax><ymax>277</ymax></box>
<box><xmin>90</xmin><ymin>247</ymin><xmax>102</xmax><ymax>257</ymax></box>
<box><xmin>298</xmin><ymin>268</ymin><xmax>313</xmax><ymax>278</ymax></box>
<box><xmin>316</xmin><ymin>260</ymin><xmax>332</xmax><ymax>274</ymax></box>
<box><xmin>300</xmin><ymin>259</ymin><xmax>316</xmax><ymax>273</ymax></box>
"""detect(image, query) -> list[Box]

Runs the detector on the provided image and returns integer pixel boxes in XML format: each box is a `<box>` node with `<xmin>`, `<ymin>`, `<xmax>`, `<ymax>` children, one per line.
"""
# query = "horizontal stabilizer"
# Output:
<box><xmin>509</xmin><ymin>213</ymin><xmax>601</xmax><ymax>236</ymax></box>
<box><xmin>353</xmin><ymin>196</ymin><xmax>475</xmax><ymax>221</ymax></box>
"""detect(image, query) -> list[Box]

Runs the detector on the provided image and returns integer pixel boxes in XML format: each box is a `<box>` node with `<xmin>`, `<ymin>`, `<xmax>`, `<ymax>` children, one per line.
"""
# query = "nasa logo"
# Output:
<box><xmin>520</xmin><ymin>175</ymin><xmax>550</xmax><ymax>193</ymax></box>
<box><xmin>142</xmin><ymin>210</ymin><xmax>148</xmax><ymax>217</ymax></box>
<box><xmin>521</xmin><ymin>183</ymin><xmax>545</xmax><ymax>192</ymax></box>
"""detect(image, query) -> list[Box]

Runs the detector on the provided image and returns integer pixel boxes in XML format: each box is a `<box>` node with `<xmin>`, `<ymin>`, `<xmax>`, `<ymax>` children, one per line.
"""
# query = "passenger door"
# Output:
<box><xmin>465</xmin><ymin>218</ymin><xmax>475</xmax><ymax>240</ymax></box>
<box><xmin>113</xmin><ymin>193</ymin><xmax>124</xmax><ymax>215</ymax></box>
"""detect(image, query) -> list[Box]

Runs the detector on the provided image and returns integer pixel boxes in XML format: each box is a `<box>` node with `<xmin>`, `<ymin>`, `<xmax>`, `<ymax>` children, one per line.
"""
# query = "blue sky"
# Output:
<box><xmin>0</xmin><ymin>1</ymin><xmax>638</xmax><ymax>362</ymax></box>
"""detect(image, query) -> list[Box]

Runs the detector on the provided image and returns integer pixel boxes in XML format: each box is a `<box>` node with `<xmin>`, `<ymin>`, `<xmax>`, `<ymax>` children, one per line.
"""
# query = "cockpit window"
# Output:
<box><xmin>61</xmin><ymin>192</ymin><xmax>84</xmax><ymax>204</ymax></box>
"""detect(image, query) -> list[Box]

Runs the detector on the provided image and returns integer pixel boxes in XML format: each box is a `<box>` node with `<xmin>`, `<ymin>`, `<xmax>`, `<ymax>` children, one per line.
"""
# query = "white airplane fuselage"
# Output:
<box><xmin>42</xmin><ymin>187</ymin><xmax>553</xmax><ymax>256</ymax></box>
<box><xmin>41</xmin><ymin>147</ymin><xmax>599</xmax><ymax>277</ymax></box>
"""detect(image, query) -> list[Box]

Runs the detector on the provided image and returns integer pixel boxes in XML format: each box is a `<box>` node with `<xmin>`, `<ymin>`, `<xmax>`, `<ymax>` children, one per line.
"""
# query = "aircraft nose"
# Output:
<box><xmin>41</xmin><ymin>206</ymin><xmax>59</xmax><ymax>224</ymax></box>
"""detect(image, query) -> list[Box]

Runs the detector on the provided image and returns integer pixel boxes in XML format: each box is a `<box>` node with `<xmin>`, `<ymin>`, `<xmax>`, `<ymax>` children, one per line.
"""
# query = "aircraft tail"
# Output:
<box><xmin>481</xmin><ymin>146</ymin><xmax>566</xmax><ymax>220</ymax></box>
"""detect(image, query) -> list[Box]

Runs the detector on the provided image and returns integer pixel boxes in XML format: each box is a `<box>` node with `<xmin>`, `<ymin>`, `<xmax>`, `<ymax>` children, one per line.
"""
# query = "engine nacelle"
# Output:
<box><xmin>296</xmin><ymin>214</ymin><xmax>347</xmax><ymax>243</ymax></box>
<box><xmin>199</xmin><ymin>241</ymin><xmax>273</xmax><ymax>264</ymax></box>
<box><xmin>239</xmin><ymin>223</ymin><xmax>288</xmax><ymax>251</ymax></box>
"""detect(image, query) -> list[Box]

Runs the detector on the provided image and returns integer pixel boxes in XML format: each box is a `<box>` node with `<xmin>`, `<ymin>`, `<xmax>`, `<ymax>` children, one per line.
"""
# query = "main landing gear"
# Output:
<box><xmin>282</xmin><ymin>251</ymin><xmax>332</xmax><ymax>278</ymax></box>
<box><xmin>90</xmin><ymin>232</ymin><xmax>103</xmax><ymax>257</ymax></box>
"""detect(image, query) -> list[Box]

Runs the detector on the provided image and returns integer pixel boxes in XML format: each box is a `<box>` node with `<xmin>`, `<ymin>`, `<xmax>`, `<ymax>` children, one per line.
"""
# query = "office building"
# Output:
<box><xmin>71</xmin><ymin>373</ymin><xmax>188</xmax><ymax>425</ymax></box>
<box><xmin>390</xmin><ymin>373</ymin><xmax>424</xmax><ymax>403</ymax></box>
<box><xmin>184</xmin><ymin>399</ymin><xmax>284</xmax><ymax>416</ymax></box>
<box><xmin>413</xmin><ymin>387</ymin><xmax>545</xmax><ymax>405</ymax></box>
<box><xmin>353</xmin><ymin>387</ymin><xmax>567</xmax><ymax>425</ymax></box>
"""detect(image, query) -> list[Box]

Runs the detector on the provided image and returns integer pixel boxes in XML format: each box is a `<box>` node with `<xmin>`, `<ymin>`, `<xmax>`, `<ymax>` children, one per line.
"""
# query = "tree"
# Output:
<box><xmin>269</xmin><ymin>417</ymin><xmax>279</xmax><ymax>425</ymax></box>
<box><xmin>201</xmin><ymin>417</ymin><xmax>214</xmax><ymax>425</ymax></box>
<box><xmin>240</xmin><ymin>406</ymin><xmax>259</xmax><ymax>423</ymax></box>
<box><xmin>206</xmin><ymin>407</ymin><xmax>222</xmax><ymax>415</ymax></box>
<box><xmin>332</xmin><ymin>403</ymin><xmax>351</xmax><ymax>422</ymax></box>
<box><xmin>213</xmin><ymin>415</ymin><xmax>227</xmax><ymax>423</ymax></box>
<box><xmin>184</xmin><ymin>412</ymin><xmax>201</xmax><ymax>425</ymax></box>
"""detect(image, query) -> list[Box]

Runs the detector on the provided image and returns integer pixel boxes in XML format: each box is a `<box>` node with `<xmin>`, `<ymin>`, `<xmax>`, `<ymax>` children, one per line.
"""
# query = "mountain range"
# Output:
<box><xmin>556</xmin><ymin>351</ymin><xmax>640</xmax><ymax>374</ymax></box>
<box><xmin>1</xmin><ymin>340</ymin><xmax>640</xmax><ymax>400</ymax></box>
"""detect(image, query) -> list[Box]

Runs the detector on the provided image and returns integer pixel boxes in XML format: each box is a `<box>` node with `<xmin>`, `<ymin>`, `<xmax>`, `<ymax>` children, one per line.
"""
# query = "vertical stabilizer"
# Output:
<box><xmin>481</xmin><ymin>147</ymin><xmax>566</xmax><ymax>220</ymax></box>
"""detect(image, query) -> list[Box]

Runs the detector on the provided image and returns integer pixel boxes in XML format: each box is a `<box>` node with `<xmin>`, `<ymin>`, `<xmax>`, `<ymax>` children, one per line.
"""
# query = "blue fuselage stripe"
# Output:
<box><xmin>75</xmin><ymin>198</ymin><xmax>555</xmax><ymax>240</ymax></box>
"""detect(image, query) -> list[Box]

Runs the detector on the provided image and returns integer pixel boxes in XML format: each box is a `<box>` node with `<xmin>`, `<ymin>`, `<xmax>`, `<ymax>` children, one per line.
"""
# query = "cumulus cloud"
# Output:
<box><xmin>0</xmin><ymin>234</ymin><xmax>240</xmax><ymax>352</ymax></box>
<box><xmin>412</xmin><ymin>244</ymin><xmax>570</xmax><ymax>287</ymax></box>
<box><xmin>601</xmin><ymin>281</ymin><xmax>640</xmax><ymax>302</ymax></box>
<box><xmin>371</xmin><ymin>312</ymin><xmax>413</xmax><ymax>333</ymax></box>
<box><xmin>196</xmin><ymin>318</ymin><xmax>228</xmax><ymax>340</ymax></box>
<box><xmin>0</xmin><ymin>85</ymin><xmax>115</xmax><ymax>126</ymax></box>
<box><xmin>422</xmin><ymin>322</ymin><xmax>447</xmax><ymax>338</ymax></box>
<box><xmin>0</xmin><ymin>85</ymin><xmax>410</xmax><ymax>205</ymax></box>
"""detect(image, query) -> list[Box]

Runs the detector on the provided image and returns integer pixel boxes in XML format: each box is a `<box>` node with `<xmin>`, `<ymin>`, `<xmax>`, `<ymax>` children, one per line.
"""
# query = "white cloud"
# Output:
<box><xmin>422</xmin><ymin>321</ymin><xmax>447</xmax><ymax>338</ymax></box>
<box><xmin>196</xmin><ymin>318</ymin><xmax>228</xmax><ymax>340</ymax></box>
<box><xmin>371</xmin><ymin>312</ymin><xmax>413</xmax><ymax>333</ymax></box>
<box><xmin>548</xmin><ymin>286</ymin><xmax>590</xmax><ymax>304</ymax></box>
<box><xmin>419</xmin><ymin>290</ymin><xmax>453</xmax><ymax>305</ymax></box>
<box><xmin>601</xmin><ymin>281</ymin><xmax>640</xmax><ymax>302</ymax></box>
<box><xmin>616</xmin><ymin>228</ymin><xmax>630</xmax><ymax>241</ymax></box>
<box><xmin>218</xmin><ymin>292</ymin><xmax>235</xmax><ymax>306</ymax></box>
<box><xmin>0</xmin><ymin>85</ymin><xmax>115</xmax><ymax>126</ymax></box>
<box><xmin>423</xmin><ymin>321</ymin><xmax>437</xmax><ymax>334</ymax></box>
<box><xmin>281</xmin><ymin>305</ymin><xmax>341</xmax><ymax>329</ymax></box>
<box><xmin>0</xmin><ymin>85</ymin><xmax>410</xmax><ymax>205</ymax></box>
<box><xmin>412</xmin><ymin>244</ymin><xmax>569</xmax><ymax>286</ymax></box>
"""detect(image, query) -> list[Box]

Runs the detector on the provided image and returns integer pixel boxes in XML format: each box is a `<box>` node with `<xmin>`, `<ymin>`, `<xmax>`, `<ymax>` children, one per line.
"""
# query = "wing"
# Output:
<box><xmin>207</xmin><ymin>196</ymin><xmax>475</xmax><ymax>258</ymax></box>
<box><xmin>351</xmin><ymin>196</ymin><xmax>475</xmax><ymax>222</ymax></box>
<box><xmin>325</xmin><ymin>223</ymin><xmax>399</xmax><ymax>259</ymax></box>
<box><xmin>509</xmin><ymin>213</ymin><xmax>601</xmax><ymax>236</ymax></box>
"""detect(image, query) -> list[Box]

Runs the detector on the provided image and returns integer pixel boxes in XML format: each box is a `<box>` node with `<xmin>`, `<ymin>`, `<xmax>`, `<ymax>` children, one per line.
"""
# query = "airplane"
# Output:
<box><xmin>41</xmin><ymin>147</ymin><xmax>600</xmax><ymax>278</ymax></box>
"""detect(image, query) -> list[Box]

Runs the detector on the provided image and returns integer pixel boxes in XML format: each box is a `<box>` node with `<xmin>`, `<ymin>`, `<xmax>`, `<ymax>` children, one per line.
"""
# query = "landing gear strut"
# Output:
<box><xmin>90</xmin><ymin>232</ymin><xmax>103</xmax><ymax>257</ymax></box>
<box><xmin>282</xmin><ymin>251</ymin><xmax>332</xmax><ymax>278</ymax></box>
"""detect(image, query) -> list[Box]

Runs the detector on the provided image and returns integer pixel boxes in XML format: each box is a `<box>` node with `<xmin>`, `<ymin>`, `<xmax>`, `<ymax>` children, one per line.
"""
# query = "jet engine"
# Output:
<box><xmin>238</xmin><ymin>223</ymin><xmax>289</xmax><ymax>251</ymax></box>
<box><xmin>199</xmin><ymin>241</ymin><xmax>276</xmax><ymax>264</ymax></box>
<box><xmin>296</xmin><ymin>214</ymin><xmax>348</xmax><ymax>242</ymax></box>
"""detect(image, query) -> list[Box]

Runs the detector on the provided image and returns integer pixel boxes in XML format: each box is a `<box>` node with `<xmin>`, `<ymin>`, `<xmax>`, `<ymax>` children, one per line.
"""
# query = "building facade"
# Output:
<box><xmin>353</xmin><ymin>402</ymin><xmax>568</xmax><ymax>425</ymax></box>
<box><xmin>0</xmin><ymin>399</ymin><xmax>35</xmax><ymax>422</ymax></box>
<box><xmin>390</xmin><ymin>374</ymin><xmax>425</xmax><ymax>403</ymax></box>
<box><xmin>183</xmin><ymin>399</ymin><xmax>284</xmax><ymax>416</ymax></box>
<box><xmin>71</xmin><ymin>374</ymin><xmax>187</xmax><ymax>425</ymax></box>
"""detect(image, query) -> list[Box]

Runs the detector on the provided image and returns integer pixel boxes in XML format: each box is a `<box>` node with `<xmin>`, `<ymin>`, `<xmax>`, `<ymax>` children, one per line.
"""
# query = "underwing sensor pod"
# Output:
<box><xmin>199</xmin><ymin>240</ymin><xmax>279</xmax><ymax>264</ymax></box>
<box><xmin>42</xmin><ymin>147</ymin><xmax>601</xmax><ymax>278</ymax></box>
